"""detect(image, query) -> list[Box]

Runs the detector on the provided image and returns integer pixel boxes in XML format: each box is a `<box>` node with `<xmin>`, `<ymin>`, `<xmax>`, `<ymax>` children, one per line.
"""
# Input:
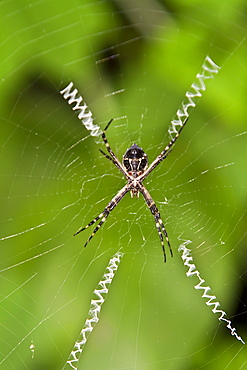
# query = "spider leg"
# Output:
<box><xmin>140</xmin><ymin>185</ymin><xmax>172</xmax><ymax>262</ymax></box>
<box><xmin>99</xmin><ymin>149</ymin><xmax>115</xmax><ymax>163</ymax></box>
<box><xmin>154</xmin><ymin>219</ymin><xmax>167</xmax><ymax>262</ymax></box>
<box><xmin>102</xmin><ymin>119</ymin><xmax>120</xmax><ymax>161</ymax></box>
<box><xmin>74</xmin><ymin>184</ymin><xmax>130</xmax><ymax>247</ymax></box>
<box><xmin>82</xmin><ymin>210</ymin><xmax>110</xmax><ymax>248</ymax></box>
<box><xmin>99</xmin><ymin>148</ymin><xmax>129</xmax><ymax>180</ymax></box>
<box><xmin>159</xmin><ymin>116</ymin><xmax>189</xmax><ymax>159</ymax></box>
<box><xmin>152</xmin><ymin>205</ymin><xmax>173</xmax><ymax>262</ymax></box>
<box><xmin>73</xmin><ymin>213</ymin><xmax>104</xmax><ymax>236</ymax></box>
<box><xmin>140</xmin><ymin>117</ymin><xmax>189</xmax><ymax>181</ymax></box>
<box><xmin>101</xmin><ymin>119</ymin><xmax>129</xmax><ymax>178</ymax></box>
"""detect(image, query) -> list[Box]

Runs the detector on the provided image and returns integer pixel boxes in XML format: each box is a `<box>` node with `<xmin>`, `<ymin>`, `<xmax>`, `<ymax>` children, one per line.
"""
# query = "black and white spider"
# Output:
<box><xmin>74</xmin><ymin>118</ymin><xmax>188</xmax><ymax>262</ymax></box>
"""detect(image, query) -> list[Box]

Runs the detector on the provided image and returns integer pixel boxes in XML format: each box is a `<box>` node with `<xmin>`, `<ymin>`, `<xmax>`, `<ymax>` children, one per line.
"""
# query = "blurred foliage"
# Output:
<box><xmin>1</xmin><ymin>0</ymin><xmax>247</xmax><ymax>369</ymax></box>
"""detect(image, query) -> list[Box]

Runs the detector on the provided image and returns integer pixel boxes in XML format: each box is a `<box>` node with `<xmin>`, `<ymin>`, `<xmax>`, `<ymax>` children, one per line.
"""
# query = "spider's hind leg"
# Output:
<box><xmin>157</xmin><ymin>215</ymin><xmax>173</xmax><ymax>261</ymax></box>
<box><xmin>74</xmin><ymin>184</ymin><xmax>130</xmax><ymax>248</ymax></box>
<box><xmin>154</xmin><ymin>219</ymin><xmax>167</xmax><ymax>262</ymax></box>
<box><xmin>74</xmin><ymin>210</ymin><xmax>109</xmax><ymax>248</ymax></box>
<box><xmin>83</xmin><ymin>211</ymin><xmax>109</xmax><ymax>247</ymax></box>
<box><xmin>141</xmin><ymin>186</ymin><xmax>173</xmax><ymax>262</ymax></box>
<box><xmin>152</xmin><ymin>209</ymin><xmax>173</xmax><ymax>263</ymax></box>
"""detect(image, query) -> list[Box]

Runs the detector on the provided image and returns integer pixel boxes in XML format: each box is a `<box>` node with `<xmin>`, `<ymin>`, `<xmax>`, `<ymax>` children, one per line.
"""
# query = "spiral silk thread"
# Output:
<box><xmin>60</xmin><ymin>82</ymin><xmax>102</xmax><ymax>137</ymax></box>
<box><xmin>179</xmin><ymin>241</ymin><xmax>245</xmax><ymax>344</ymax></box>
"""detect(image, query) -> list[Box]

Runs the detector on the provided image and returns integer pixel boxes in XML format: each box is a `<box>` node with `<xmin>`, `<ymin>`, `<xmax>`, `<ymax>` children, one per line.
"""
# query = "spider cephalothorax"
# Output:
<box><xmin>123</xmin><ymin>143</ymin><xmax>148</xmax><ymax>177</ymax></box>
<box><xmin>74</xmin><ymin>117</ymin><xmax>188</xmax><ymax>262</ymax></box>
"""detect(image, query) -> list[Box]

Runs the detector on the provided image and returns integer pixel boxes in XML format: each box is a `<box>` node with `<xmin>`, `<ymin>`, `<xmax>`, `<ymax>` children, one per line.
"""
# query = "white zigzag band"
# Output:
<box><xmin>179</xmin><ymin>241</ymin><xmax>245</xmax><ymax>345</ymax></box>
<box><xmin>64</xmin><ymin>252</ymin><xmax>124</xmax><ymax>369</ymax></box>
<box><xmin>169</xmin><ymin>56</ymin><xmax>221</xmax><ymax>137</ymax></box>
<box><xmin>60</xmin><ymin>82</ymin><xmax>102</xmax><ymax>137</ymax></box>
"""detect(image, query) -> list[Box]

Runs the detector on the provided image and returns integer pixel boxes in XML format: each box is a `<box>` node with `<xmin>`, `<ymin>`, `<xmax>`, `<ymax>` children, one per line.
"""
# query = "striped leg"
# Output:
<box><xmin>140</xmin><ymin>185</ymin><xmax>172</xmax><ymax>262</ymax></box>
<box><xmin>101</xmin><ymin>119</ymin><xmax>128</xmax><ymax>178</ymax></box>
<box><xmin>99</xmin><ymin>147</ymin><xmax>128</xmax><ymax>178</ymax></box>
<box><xmin>81</xmin><ymin>210</ymin><xmax>110</xmax><ymax>248</ymax></box>
<box><xmin>140</xmin><ymin>117</ymin><xmax>189</xmax><ymax>181</ymax></box>
<box><xmin>153</xmin><ymin>210</ymin><xmax>173</xmax><ymax>262</ymax></box>
<box><xmin>74</xmin><ymin>184</ymin><xmax>130</xmax><ymax>247</ymax></box>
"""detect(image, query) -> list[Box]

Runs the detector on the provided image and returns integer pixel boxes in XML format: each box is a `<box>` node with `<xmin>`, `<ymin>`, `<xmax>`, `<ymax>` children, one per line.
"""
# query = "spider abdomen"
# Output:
<box><xmin>123</xmin><ymin>143</ymin><xmax>148</xmax><ymax>176</ymax></box>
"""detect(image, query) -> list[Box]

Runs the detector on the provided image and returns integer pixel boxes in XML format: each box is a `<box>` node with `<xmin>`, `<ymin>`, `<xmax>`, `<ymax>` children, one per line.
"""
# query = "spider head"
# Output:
<box><xmin>123</xmin><ymin>143</ymin><xmax>148</xmax><ymax>176</ymax></box>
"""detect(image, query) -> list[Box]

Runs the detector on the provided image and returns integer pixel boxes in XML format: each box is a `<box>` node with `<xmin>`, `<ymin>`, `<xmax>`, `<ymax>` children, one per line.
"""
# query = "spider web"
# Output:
<box><xmin>1</xmin><ymin>1</ymin><xmax>247</xmax><ymax>369</ymax></box>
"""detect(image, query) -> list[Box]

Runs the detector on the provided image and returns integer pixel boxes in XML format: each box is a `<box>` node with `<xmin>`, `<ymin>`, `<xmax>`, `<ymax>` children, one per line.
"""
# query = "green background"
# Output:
<box><xmin>1</xmin><ymin>0</ymin><xmax>247</xmax><ymax>369</ymax></box>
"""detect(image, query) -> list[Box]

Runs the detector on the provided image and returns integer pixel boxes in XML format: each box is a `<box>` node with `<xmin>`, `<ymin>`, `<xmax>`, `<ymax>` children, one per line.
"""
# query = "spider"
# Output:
<box><xmin>74</xmin><ymin>118</ymin><xmax>188</xmax><ymax>262</ymax></box>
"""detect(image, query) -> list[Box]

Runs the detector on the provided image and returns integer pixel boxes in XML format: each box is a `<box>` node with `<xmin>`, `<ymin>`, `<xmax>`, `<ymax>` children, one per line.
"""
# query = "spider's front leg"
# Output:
<box><xmin>140</xmin><ymin>117</ymin><xmax>189</xmax><ymax>182</ymax></box>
